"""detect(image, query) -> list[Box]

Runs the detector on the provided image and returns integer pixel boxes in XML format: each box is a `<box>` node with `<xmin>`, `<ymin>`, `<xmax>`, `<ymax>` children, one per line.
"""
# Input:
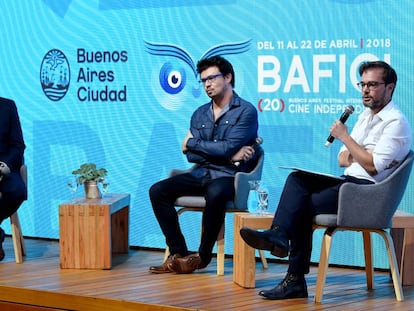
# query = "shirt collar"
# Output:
<box><xmin>375</xmin><ymin>100</ymin><xmax>395</xmax><ymax>121</ymax></box>
<box><xmin>361</xmin><ymin>100</ymin><xmax>396</xmax><ymax>122</ymax></box>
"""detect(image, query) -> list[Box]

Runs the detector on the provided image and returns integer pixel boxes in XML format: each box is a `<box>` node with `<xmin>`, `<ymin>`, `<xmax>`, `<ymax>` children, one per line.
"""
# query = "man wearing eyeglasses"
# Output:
<box><xmin>239</xmin><ymin>60</ymin><xmax>411</xmax><ymax>300</ymax></box>
<box><xmin>149</xmin><ymin>55</ymin><xmax>259</xmax><ymax>274</ymax></box>
<box><xmin>0</xmin><ymin>97</ymin><xmax>26</xmax><ymax>261</ymax></box>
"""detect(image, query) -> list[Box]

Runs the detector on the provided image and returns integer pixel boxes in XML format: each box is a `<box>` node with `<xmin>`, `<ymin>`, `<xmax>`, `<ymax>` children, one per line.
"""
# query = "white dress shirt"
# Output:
<box><xmin>339</xmin><ymin>101</ymin><xmax>412</xmax><ymax>183</ymax></box>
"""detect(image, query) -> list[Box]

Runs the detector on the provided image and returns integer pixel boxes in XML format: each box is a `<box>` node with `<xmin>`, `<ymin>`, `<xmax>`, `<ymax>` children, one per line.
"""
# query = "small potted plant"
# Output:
<box><xmin>72</xmin><ymin>163</ymin><xmax>107</xmax><ymax>199</ymax></box>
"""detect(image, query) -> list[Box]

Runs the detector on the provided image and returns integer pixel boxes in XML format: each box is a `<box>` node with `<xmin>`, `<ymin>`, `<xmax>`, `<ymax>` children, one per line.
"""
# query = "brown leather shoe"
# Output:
<box><xmin>149</xmin><ymin>254</ymin><xmax>181</xmax><ymax>274</ymax></box>
<box><xmin>168</xmin><ymin>254</ymin><xmax>207</xmax><ymax>274</ymax></box>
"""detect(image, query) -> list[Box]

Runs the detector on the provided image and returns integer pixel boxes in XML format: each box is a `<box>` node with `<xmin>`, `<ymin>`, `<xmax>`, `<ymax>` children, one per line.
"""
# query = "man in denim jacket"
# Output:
<box><xmin>149</xmin><ymin>55</ymin><xmax>259</xmax><ymax>274</ymax></box>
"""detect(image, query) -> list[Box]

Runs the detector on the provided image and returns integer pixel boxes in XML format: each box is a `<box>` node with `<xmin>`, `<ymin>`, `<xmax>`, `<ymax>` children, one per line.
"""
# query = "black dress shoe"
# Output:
<box><xmin>168</xmin><ymin>254</ymin><xmax>207</xmax><ymax>274</ymax></box>
<box><xmin>0</xmin><ymin>228</ymin><xmax>5</xmax><ymax>261</ymax></box>
<box><xmin>149</xmin><ymin>254</ymin><xmax>181</xmax><ymax>274</ymax></box>
<box><xmin>240</xmin><ymin>225</ymin><xmax>289</xmax><ymax>258</ymax></box>
<box><xmin>259</xmin><ymin>273</ymin><xmax>308</xmax><ymax>300</ymax></box>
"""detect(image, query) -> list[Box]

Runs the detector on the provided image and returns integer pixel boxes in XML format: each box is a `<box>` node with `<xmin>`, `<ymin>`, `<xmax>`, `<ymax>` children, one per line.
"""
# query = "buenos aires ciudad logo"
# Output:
<box><xmin>40</xmin><ymin>49</ymin><xmax>70</xmax><ymax>101</ymax></box>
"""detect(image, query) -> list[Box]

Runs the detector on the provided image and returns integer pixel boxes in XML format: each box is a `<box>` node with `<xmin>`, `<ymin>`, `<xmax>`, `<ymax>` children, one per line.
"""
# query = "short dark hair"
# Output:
<box><xmin>196</xmin><ymin>55</ymin><xmax>235</xmax><ymax>87</ymax></box>
<box><xmin>359</xmin><ymin>60</ymin><xmax>397</xmax><ymax>86</ymax></box>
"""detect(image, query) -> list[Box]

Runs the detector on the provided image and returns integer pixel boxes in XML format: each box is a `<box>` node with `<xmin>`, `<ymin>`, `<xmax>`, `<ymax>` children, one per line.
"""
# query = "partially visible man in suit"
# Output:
<box><xmin>0</xmin><ymin>97</ymin><xmax>26</xmax><ymax>260</ymax></box>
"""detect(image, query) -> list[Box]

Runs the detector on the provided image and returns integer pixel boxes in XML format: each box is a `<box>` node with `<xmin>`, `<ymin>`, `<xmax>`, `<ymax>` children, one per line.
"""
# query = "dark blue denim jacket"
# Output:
<box><xmin>185</xmin><ymin>92</ymin><xmax>258</xmax><ymax>179</ymax></box>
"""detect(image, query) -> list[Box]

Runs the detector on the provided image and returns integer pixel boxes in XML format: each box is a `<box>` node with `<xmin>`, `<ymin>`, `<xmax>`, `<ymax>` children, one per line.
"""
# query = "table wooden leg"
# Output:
<box><xmin>111</xmin><ymin>206</ymin><xmax>129</xmax><ymax>253</ymax></box>
<box><xmin>233</xmin><ymin>214</ymin><xmax>256</xmax><ymax>288</ymax></box>
<box><xmin>402</xmin><ymin>228</ymin><xmax>414</xmax><ymax>285</ymax></box>
<box><xmin>233</xmin><ymin>213</ymin><xmax>273</xmax><ymax>288</ymax></box>
<box><xmin>392</xmin><ymin>227</ymin><xmax>414</xmax><ymax>286</ymax></box>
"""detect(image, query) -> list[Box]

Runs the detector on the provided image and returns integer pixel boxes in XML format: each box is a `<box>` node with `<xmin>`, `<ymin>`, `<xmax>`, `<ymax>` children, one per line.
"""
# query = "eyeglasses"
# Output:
<box><xmin>357</xmin><ymin>81</ymin><xmax>386</xmax><ymax>90</ymax></box>
<box><xmin>199</xmin><ymin>73</ymin><xmax>223</xmax><ymax>84</ymax></box>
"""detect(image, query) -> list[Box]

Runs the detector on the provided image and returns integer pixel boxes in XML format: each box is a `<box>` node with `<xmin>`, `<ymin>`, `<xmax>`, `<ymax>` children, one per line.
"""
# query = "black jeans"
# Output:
<box><xmin>272</xmin><ymin>171</ymin><xmax>373</xmax><ymax>275</ymax></box>
<box><xmin>149</xmin><ymin>172</ymin><xmax>235</xmax><ymax>264</ymax></box>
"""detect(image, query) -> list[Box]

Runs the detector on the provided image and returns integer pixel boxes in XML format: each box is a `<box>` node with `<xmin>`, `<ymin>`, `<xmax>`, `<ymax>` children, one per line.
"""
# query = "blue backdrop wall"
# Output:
<box><xmin>1</xmin><ymin>0</ymin><xmax>413</xmax><ymax>269</ymax></box>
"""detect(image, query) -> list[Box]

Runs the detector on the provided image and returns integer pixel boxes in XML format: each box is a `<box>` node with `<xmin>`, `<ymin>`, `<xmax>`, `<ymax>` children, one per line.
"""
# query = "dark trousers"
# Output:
<box><xmin>272</xmin><ymin>171</ymin><xmax>373</xmax><ymax>275</ymax></box>
<box><xmin>0</xmin><ymin>171</ymin><xmax>26</xmax><ymax>224</ymax></box>
<box><xmin>149</xmin><ymin>173</ymin><xmax>235</xmax><ymax>263</ymax></box>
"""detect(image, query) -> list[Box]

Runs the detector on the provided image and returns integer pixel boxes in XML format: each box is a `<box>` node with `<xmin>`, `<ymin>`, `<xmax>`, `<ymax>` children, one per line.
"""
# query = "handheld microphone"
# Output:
<box><xmin>234</xmin><ymin>137</ymin><xmax>263</xmax><ymax>166</ymax></box>
<box><xmin>325</xmin><ymin>105</ymin><xmax>354</xmax><ymax>147</ymax></box>
<box><xmin>252</xmin><ymin>136</ymin><xmax>263</xmax><ymax>147</ymax></box>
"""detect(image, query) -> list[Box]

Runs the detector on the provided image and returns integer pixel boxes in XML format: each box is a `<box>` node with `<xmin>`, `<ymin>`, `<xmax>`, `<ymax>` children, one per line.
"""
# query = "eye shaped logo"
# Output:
<box><xmin>40</xmin><ymin>49</ymin><xmax>70</xmax><ymax>101</ymax></box>
<box><xmin>145</xmin><ymin>39</ymin><xmax>251</xmax><ymax>109</ymax></box>
<box><xmin>159</xmin><ymin>62</ymin><xmax>186</xmax><ymax>95</ymax></box>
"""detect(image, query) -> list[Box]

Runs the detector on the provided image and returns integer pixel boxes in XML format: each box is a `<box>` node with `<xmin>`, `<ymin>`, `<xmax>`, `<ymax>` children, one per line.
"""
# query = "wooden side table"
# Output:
<box><xmin>59</xmin><ymin>193</ymin><xmax>130</xmax><ymax>269</ymax></box>
<box><xmin>233</xmin><ymin>212</ymin><xmax>273</xmax><ymax>288</ymax></box>
<box><xmin>391</xmin><ymin>210</ymin><xmax>414</xmax><ymax>286</ymax></box>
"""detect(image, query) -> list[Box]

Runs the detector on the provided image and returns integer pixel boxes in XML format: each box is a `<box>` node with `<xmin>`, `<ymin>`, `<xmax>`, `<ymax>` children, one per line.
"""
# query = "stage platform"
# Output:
<box><xmin>0</xmin><ymin>236</ymin><xmax>413</xmax><ymax>311</ymax></box>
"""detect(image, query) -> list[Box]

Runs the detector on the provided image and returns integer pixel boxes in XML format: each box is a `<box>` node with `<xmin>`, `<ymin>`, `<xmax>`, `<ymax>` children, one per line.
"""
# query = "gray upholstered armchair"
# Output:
<box><xmin>164</xmin><ymin>147</ymin><xmax>266</xmax><ymax>275</ymax></box>
<box><xmin>313</xmin><ymin>150</ymin><xmax>414</xmax><ymax>302</ymax></box>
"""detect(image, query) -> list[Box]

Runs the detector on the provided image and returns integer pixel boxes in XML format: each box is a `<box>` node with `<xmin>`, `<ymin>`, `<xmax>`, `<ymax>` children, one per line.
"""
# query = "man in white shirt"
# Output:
<box><xmin>240</xmin><ymin>61</ymin><xmax>411</xmax><ymax>300</ymax></box>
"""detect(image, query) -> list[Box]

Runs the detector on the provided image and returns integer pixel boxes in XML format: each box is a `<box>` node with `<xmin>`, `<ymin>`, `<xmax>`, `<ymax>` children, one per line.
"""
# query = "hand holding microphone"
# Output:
<box><xmin>233</xmin><ymin>137</ymin><xmax>263</xmax><ymax>166</ymax></box>
<box><xmin>325</xmin><ymin>105</ymin><xmax>354</xmax><ymax>147</ymax></box>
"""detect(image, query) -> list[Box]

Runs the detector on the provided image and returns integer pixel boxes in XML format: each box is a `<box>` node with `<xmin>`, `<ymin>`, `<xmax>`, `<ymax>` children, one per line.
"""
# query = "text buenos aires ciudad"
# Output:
<box><xmin>76</xmin><ymin>48</ymin><xmax>128</xmax><ymax>102</ymax></box>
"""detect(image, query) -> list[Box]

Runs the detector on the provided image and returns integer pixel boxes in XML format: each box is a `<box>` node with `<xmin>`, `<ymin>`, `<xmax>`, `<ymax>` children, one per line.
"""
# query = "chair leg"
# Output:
<box><xmin>314</xmin><ymin>227</ymin><xmax>336</xmax><ymax>303</ymax></box>
<box><xmin>10</xmin><ymin>212</ymin><xmax>25</xmax><ymax>264</ymax></box>
<box><xmin>362</xmin><ymin>231</ymin><xmax>374</xmax><ymax>289</ymax></box>
<box><xmin>258</xmin><ymin>250</ymin><xmax>268</xmax><ymax>269</ymax></box>
<box><xmin>377</xmin><ymin>229</ymin><xmax>404</xmax><ymax>301</ymax></box>
<box><xmin>217</xmin><ymin>224</ymin><xmax>225</xmax><ymax>276</ymax></box>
